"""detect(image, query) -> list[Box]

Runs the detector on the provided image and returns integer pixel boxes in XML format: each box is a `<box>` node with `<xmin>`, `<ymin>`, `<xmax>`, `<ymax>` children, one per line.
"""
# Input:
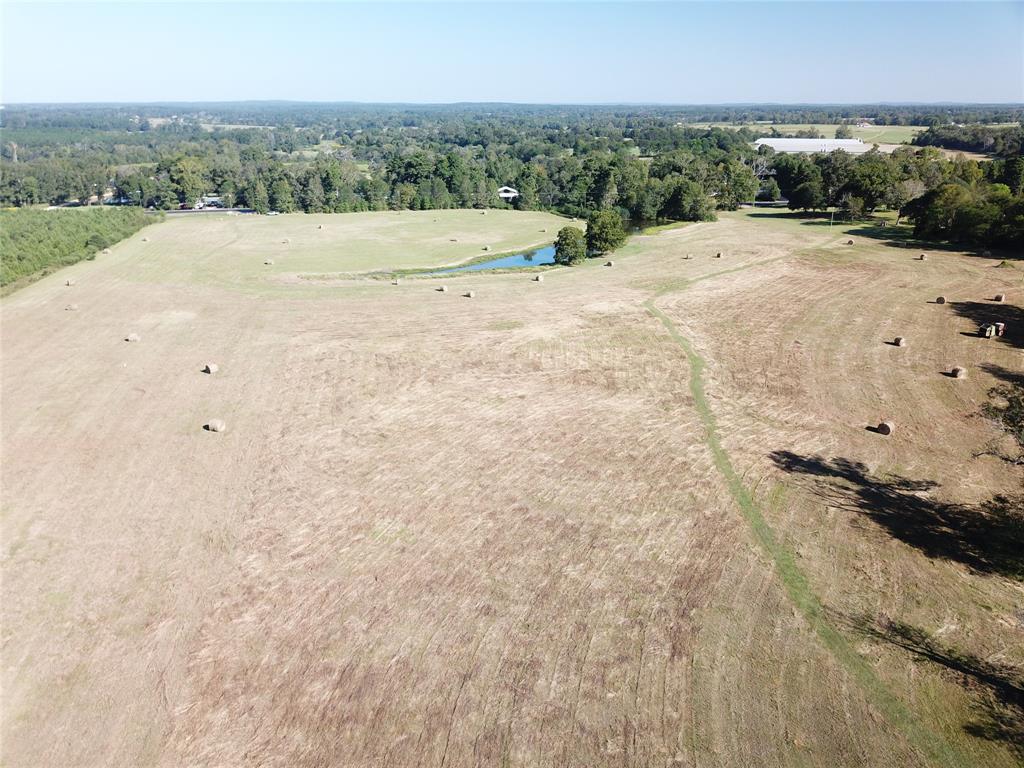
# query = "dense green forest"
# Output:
<box><xmin>1</xmin><ymin>103</ymin><xmax>1021</xmax><ymax>249</ymax></box>
<box><xmin>0</xmin><ymin>207</ymin><xmax>154</xmax><ymax>288</ymax></box>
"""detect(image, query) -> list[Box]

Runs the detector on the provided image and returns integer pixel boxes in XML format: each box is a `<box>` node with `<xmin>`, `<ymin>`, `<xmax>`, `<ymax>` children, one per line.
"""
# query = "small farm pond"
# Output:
<box><xmin>427</xmin><ymin>245</ymin><xmax>556</xmax><ymax>274</ymax></box>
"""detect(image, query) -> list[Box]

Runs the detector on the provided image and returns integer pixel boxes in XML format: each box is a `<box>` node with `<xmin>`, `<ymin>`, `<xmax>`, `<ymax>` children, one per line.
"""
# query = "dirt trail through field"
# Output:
<box><xmin>644</xmin><ymin>291</ymin><xmax>968</xmax><ymax>768</ymax></box>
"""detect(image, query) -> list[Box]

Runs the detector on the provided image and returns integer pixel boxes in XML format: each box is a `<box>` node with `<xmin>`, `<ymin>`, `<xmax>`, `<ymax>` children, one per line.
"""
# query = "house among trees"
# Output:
<box><xmin>497</xmin><ymin>186</ymin><xmax>519</xmax><ymax>202</ymax></box>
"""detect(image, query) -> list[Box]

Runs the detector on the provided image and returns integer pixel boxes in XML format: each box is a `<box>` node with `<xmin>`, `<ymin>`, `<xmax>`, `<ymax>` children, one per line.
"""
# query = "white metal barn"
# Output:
<box><xmin>497</xmin><ymin>186</ymin><xmax>520</xmax><ymax>201</ymax></box>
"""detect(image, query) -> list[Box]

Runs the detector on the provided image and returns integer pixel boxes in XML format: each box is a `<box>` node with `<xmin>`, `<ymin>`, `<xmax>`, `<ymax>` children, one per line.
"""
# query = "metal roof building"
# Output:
<box><xmin>754</xmin><ymin>138</ymin><xmax>871</xmax><ymax>154</ymax></box>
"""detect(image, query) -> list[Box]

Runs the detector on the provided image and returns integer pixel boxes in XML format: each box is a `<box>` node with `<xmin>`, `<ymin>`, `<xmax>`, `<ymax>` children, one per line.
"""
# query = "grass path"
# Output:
<box><xmin>643</xmin><ymin>265</ymin><xmax>971</xmax><ymax>768</ymax></box>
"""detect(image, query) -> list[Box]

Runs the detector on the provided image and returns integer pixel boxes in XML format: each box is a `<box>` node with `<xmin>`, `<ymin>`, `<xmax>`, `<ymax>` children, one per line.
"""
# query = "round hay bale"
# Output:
<box><xmin>847</xmin><ymin>239</ymin><xmax>854</xmax><ymax>245</ymax></box>
<box><xmin>919</xmin><ymin>253</ymin><xmax>927</xmax><ymax>261</ymax></box>
<box><xmin>482</xmin><ymin>246</ymin><xmax>491</xmax><ymax>251</ymax></box>
<box><xmin>438</xmin><ymin>285</ymin><xmax>448</xmax><ymax>293</ymax></box>
<box><xmin>605</xmin><ymin>260</ymin><xmax>614</xmax><ymax>267</ymax></box>
<box><xmin>534</xmin><ymin>274</ymin><xmax>544</xmax><ymax>282</ymax></box>
<box><xmin>481</xmin><ymin>210</ymin><xmax>487</xmax><ymax>215</ymax></box>
<box><xmin>715</xmin><ymin>252</ymin><xmax>723</xmax><ymax>258</ymax></box>
<box><xmin>141</xmin><ymin>237</ymin><xmax>149</xmax><ymax>242</ymax></box>
<box><xmin>65</xmin><ymin>279</ymin><xmax>75</xmax><ymax>287</ymax></box>
<box><xmin>935</xmin><ymin>296</ymin><xmax>946</xmax><ymax>304</ymax></box>
<box><xmin>450</xmin><ymin>238</ymin><xmax>458</xmax><ymax>242</ymax></box>
<box><xmin>541</xmin><ymin>228</ymin><xmax>548</xmax><ymax>233</ymax></box>
<box><xmin>103</xmin><ymin>248</ymin><xmax>111</xmax><ymax>254</ymax></box>
<box><xmin>317</xmin><ymin>224</ymin><xmax>324</xmax><ymax>230</ymax></box>
<box><xmin>392</xmin><ymin>278</ymin><xmax>400</xmax><ymax>286</ymax></box>
<box><xmin>877</xmin><ymin>421</ymin><xmax>894</xmax><ymax>436</ymax></box>
<box><xmin>994</xmin><ymin>293</ymin><xmax>1006</xmax><ymax>302</ymax></box>
<box><xmin>465</xmin><ymin>290</ymin><xmax>475</xmax><ymax>298</ymax></box>
<box><xmin>125</xmin><ymin>333</ymin><xmax>140</xmax><ymax>343</ymax></box>
<box><xmin>65</xmin><ymin>304</ymin><xmax>78</xmax><ymax>311</ymax></box>
<box><xmin>684</xmin><ymin>254</ymin><xmax>692</xmax><ymax>260</ymax></box>
<box><xmin>282</xmin><ymin>239</ymin><xmax>290</xmax><ymax>244</ymax></box>
<box><xmin>205</xmin><ymin>418</ymin><xmax>227</xmax><ymax>433</ymax></box>
<box><xmin>951</xmin><ymin>366</ymin><xmax>967</xmax><ymax>379</ymax></box>
<box><xmin>202</xmin><ymin>363</ymin><xmax>219</xmax><ymax>374</ymax></box>
<box><xmin>894</xmin><ymin>336</ymin><xmax>906</xmax><ymax>347</ymax></box>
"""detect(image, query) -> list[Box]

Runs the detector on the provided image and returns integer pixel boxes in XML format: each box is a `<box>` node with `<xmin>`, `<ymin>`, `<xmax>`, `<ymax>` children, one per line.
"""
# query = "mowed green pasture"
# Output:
<box><xmin>690</xmin><ymin>122</ymin><xmax>926</xmax><ymax>144</ymax></box>
<box><xmin>111</xmin><ymin>208</ymin><xmax>571</xmax><ymax>289</ymax></box>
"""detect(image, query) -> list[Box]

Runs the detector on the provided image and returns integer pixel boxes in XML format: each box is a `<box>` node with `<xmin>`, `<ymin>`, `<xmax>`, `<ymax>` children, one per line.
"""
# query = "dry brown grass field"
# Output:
<box><xmin>2</xmin><ymin>208</ymin><xmax>1022</xmax><ymax>767</ymax></box>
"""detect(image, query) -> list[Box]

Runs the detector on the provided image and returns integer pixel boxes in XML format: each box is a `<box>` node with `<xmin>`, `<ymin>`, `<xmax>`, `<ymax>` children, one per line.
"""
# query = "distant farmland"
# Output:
<box><xmin>690</xmin><ymin>122</ymin><xmax>926</xmax><ymax>144</ymax></box>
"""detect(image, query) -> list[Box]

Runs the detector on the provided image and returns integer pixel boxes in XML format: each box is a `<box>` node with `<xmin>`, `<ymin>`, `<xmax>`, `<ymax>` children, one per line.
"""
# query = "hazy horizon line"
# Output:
<box><xmin>4</xmin><ymin>100</ymin><xmax>1023</xmax><ymax>108</ymax></box>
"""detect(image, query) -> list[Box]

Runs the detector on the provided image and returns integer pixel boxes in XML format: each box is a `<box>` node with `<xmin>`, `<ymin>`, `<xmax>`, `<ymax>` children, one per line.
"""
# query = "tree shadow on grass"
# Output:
<box><xmin>747</xmin><ymin>213</ymin><xmax>932</xmax><ymax>247</ymax></box>
<box><xmin>843</xmin><ymin>222</ymin><xmax>988</xmax><ymax>255</ymax></box>
<box><xmin>950</xmin><ymin>301</ymin><xmax>1024</xmax><ymax>351</ymax></box>
<box><xmin>747</xmin><ymin>211</ymin><xmax>835</xmax><ymax>228</ymax></box>
<box><xmin>981</xmin><ymin>363</ymin><xmax>1024</xmax><ymax>388</ymax></box>
<box><xmin>768</xmin><ymin>451</ymin><xmax>1024</xmax><ymax>581</ymax></box>
<box><xmin>841</xmin><ymin>613</ymin><xmax>1024</xmax><ymax>759</ymax></box>
<box><xmin>748</xmin><ymin>211</ymin><xmax>1020</xmax><ymax>260</ymax></box>
<box><xmin>839</xmin><ymin>218</ymin><xmax>1014</xmax><ymax>258</ymax></box>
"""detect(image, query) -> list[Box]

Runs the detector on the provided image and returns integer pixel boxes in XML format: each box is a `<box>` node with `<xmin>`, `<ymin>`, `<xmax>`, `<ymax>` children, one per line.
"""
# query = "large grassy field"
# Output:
<box><xmin>690</xmin><ymin>122</ymin><xmax>926</xmax><ymax>144</ymax></box>
<box><xmin>116</xmin><ymin>208</ymin><xmax>570</xmax><ymax>291</ymax></box>
<box><xmin>2</xmin><ymin>208</ymin><xmax>1021</xmax><ymax>768</ymax></box>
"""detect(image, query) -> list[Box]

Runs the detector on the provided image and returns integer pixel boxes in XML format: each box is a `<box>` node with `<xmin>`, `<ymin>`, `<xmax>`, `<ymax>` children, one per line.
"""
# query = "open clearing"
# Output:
<box><xmin>689</xmin><ymin>122</ymin><xmax>927</xmax><ymax>144</ymax></box>
<box><xmin>2</xmin><ymin>209</ymin><xmax>1022</xmax><ymax>767</ymax></box>
<box><xmin>116</xmin><ymin>208</ymin><xmax>570</xmax><ymax>290</ymax></box>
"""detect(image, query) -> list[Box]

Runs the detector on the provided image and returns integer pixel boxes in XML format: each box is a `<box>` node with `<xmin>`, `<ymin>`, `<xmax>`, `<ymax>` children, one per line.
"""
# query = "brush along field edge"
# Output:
<box><xmin>643</xmin><ymin>280</ymin><xmax>970</xmax><ymax>768</ymax></box>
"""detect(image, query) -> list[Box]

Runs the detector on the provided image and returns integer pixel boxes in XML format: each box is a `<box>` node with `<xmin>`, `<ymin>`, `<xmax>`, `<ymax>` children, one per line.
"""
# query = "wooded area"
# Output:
<box><xmin>1</xmin><ymin>103</ymin><xmax>1021</xmax><ymax>249</ymax></box>
<box><xmin>0</xmin><ymin>207</ymin><xmax>154</xmax><ymax>288</ymax></box>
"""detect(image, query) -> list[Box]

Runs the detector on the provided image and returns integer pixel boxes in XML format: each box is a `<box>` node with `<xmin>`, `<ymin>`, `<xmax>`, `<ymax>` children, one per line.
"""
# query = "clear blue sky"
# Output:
<box><xmin>2</xmin><ymin>1</ymin><xmax>1021</xmax><ymax>104</ymax></box>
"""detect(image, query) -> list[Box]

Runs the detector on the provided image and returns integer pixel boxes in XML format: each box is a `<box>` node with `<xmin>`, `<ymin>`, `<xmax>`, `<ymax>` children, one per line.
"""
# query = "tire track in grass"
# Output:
<box><xmin>642</xmin><ymin>266</ymin><xmax>970</xmax><ymax>768</ymax></box>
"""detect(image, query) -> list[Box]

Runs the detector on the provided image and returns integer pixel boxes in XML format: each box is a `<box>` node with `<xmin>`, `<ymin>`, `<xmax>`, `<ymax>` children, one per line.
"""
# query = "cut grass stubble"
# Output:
<box><xmin>644</xmin><ymin>268</ymin><xmax>970</xmax><ymax>768</ymax></box>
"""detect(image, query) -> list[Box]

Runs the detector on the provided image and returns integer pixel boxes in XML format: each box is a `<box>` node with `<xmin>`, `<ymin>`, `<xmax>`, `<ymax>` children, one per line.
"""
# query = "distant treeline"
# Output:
<box><xmin>670</xmin><ymin>104</ymin><xmax>1023</xmax><ymax>127</ymax></box>
<box><xmin>0</xmin><ymin>103</ymin><xmax>1022</xmax><ymax>250</ymax></box>
<box><xmin>0</xmin><ymin>109</ymin><xmax>765</xmax><ymax>221</ymax></box>
<box><xmin>4</xmin><ymin>102</ymin><xmax>1020</xmax><ymax>131</ymax></box>
<box><xmin>0</xmin><ymin>207</ymin><xmax>155</xmax><ymax>288</ymax></box>
<box><xmin>913</xmin><ymin>124</ymin><xmax>1024</xmax><ymax>158</ymax></box>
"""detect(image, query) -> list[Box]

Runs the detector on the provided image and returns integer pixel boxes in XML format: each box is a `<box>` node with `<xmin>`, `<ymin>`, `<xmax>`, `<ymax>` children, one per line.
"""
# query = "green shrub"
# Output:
<box><xmin>585</xmin><ymin>210</ymin><xmax>627</xmax><ymax>255</ymax></box>
<box><xmin>553</xmin><ymin>225</ymin><xmax>586</xmax><ymax>265</ymax></box>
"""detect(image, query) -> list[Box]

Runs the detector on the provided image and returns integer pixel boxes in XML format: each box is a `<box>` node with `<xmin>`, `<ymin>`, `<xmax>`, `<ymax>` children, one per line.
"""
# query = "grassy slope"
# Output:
<box><xmin>118</xmin><ymin>209</ymin><xmax>571</xmax><ymax>291</ymax></box>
